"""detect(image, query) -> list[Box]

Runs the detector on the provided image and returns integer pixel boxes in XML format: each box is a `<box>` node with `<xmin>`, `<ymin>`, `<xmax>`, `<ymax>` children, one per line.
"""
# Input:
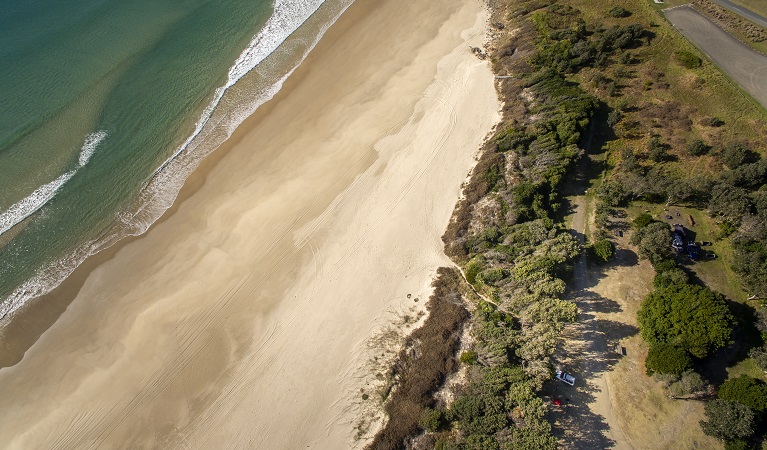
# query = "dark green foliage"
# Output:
<box><xmin>722</xmin><ymin>143</ymin><xmax>757</xmax><ymax>169</ymax></box>
<box><xmin>701</xmin><ymin>116</ymin><xmax>725</xmax><ymax>127</ymax></box>
<box><xmin>419</xmin><ymin>407</ymin><xmax>446</xmax><ymax>432</ymax></box>
<box><xmin>597</xmin><ymin>180</ymin><xmax>628</xmax><ymax>206</ymax></box>
<box><xmin>675</xmin><ymin>50</ymin><xmax>702</xmax><ymax>69</ymax></box>
<box><xmin>633</xmin><ymin>213</ymin><xmax>654</xmax><ymax>229</ymax></box>
<box><xmin>721</xmin><ymin>159</ymin><xmax>767</xmax><ymax>189</ymax></box>
<box><xmin>607</xmin><ymin>6</ymin><xmax>631</xmax><ymax>18</ymax></box>
<box><xmin>607</xmin><ymin>109</ymin><xmax>623</xmax><ymax>127</ymax></box>
<box><xmin>637</xmin><ymin>284</ymin><xmax>732</xmax><ymax>358</ymax></box>
<box><xmin>630</xmin><ymin>221</ymin><xmax>672</xmax><ymax>264</ymax></box>
<box><xmin>725</xmin><ymin>440</ymin><xmax>750</xmax><ymax>450</ymax></box>
<box><xmin>647</xmin><ymin>135</ymin><xmax>668</xmax><ymax>162</ymax></box>
<box><xmin>645</xmin><ymin>343</ymin><xmax>692</xmax><ymax>375</ymax></box>
<box><xmin>653</xmin><ymin>267</ymin><xmax>689</xmax><ymax>289</ymax></box>
<box><xmin>592</xmin><ymin>238</ymin><xmax>614</xmax><ymax>262</ymax></box>
<box><xmin>750</xmin><ymin>346</ymin><xmax>767</xmax><ymax>371</ymax></box>
<box><xmin>700</xmin><ymin>399</ymin><xmax>756</xmax><ymax>441</ymax></box>
<box><xmin>465</xmin><ymin>259</ymin><xmax>484</xmax><ymax>284</ymax></box>
<box><xmin>718</xmin><ymin>375</ymin><xmax>767</xmax><ymax>413</ymax></box>
<box><xmin>687</xmin><ymin>139</ymin><xmax>710</xmax><ymax>156</ymax></box>
<box><xmin>709</xmin><ymin>183</ymin><xmax>752</xmax><ymax>224</ymax></box>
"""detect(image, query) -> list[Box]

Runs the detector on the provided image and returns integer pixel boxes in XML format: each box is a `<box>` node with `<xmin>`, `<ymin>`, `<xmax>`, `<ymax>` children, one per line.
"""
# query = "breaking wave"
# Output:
<box><xmin>0</xmin><ymin>131</ymin><xmax>107</xmax><ymax>237</ymax></box>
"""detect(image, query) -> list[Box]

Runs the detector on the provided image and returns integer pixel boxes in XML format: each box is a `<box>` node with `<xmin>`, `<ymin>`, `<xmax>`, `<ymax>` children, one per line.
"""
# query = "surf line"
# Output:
<box><xmin>0</xmin><ymin>131</ymin><xmax>107</xmax><ymax>237</ymax></box>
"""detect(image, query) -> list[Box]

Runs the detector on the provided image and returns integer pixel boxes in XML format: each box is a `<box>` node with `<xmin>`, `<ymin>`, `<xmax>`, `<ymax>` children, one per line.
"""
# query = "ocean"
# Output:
<box><xmin>0</xmin><ymin>0</ymin><xmax>352</xmax><ymax>319</ymax></box>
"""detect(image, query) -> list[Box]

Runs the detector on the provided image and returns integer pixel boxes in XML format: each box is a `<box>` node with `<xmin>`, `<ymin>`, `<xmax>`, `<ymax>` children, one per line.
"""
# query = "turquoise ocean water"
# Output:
<box><xmin>0</xmin><ymin>0</ymin><xmax>352</xmax><ymax>318</ymax></box>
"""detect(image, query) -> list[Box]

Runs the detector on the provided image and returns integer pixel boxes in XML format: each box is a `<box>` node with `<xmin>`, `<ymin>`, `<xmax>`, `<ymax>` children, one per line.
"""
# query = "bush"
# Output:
<box><xmin>725</xmin><ymin>440</ymin><xmax>750</xmax><ymax>450</ymax></box>
<box><xmin>647</xmin><ymin>135</ymin><xmax>668</xmax><ymax>162</ymax></box>
<box><xmin>687</xmin><ymin>139</ymin><xmax>709</xmax><ymax>156</ymax></box>
<box><xmin>645</xmin><ymin>343</ymin><xmax>692</xmax><ymax>375</ymax></box>
<box><xmin>630</xmin><ymin>221</ymin><xmax>673</xmax><ymax>264</ymax></box>
<box><xmin>718</xmin><ymin>375</ymin><xmax>767</xmax><ymax>413</ymax></box>
<box><xmin>633</xmin><ymin>213</ymin><xmax>654</xmax><ymax>229</ymax></box>
<box><xmin>722</xmin><ymin>143</ymin><xmax>757</xmax><ymax>169</ymax></box>
<box><xmin>700</xmin><ymin>399</ymin><xmax>756</xmax><ymax>441</ymax></box>
<box><xmin>701</xmin><ymin>117</ymin><xmax>725</xmax><ymax>127</ymax></box>
<box><xmin>638</xmin><ymin>284</ymin><xmax>732</xmax><ymax>358</ymax></box>
<box><xmin>667</xmin><ymin>370</ymin><xmax>708</xmax><ymax>398</ymax></box>
<box><xmin>653</xmin><ymin>267</ymin><xmax>689</xmax><ymax>289</ymax></box>
<box><xmin>675</xmin><ymin>50</ymin><xmax>702</xmax><ymax>69</ymax></box>
<box><xmin>419</xmin><ymin>407</ymin><xmax>446</xmax><ymax>432</ymax></box>
<box><xmin>607</xmin><ymin>6</ymin><xmax>632</xmax><ymax>18</ymax></box>
<box><xmin>592</xmin><ymin>238</ymin><xmax>614</xmax><ymax>262</ymax></box>
<box><xmin>461</xmin><ymin>350</ymin><xmax>479</xmax><ymax>365</ymax></box>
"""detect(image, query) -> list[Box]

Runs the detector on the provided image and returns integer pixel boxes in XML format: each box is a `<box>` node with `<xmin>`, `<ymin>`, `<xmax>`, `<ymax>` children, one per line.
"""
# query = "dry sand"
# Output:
<box><xmin>0</xmin><ymin>0</ymin><xmax>499</xmax><ymax>448</ymax></box>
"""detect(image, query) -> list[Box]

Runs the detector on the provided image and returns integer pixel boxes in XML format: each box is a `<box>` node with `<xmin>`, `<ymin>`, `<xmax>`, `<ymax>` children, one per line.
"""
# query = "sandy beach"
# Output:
<box><xmin>0</xmin><ymin>0</ymin><xmax>498</xmax><ymax>447</ymax></box>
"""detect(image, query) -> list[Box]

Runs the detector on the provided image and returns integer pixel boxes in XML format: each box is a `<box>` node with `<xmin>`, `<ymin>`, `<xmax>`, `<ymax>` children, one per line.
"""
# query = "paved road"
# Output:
<box><xmin>710</xmin><ymin>0</ymin><xmax>767</xmax><ymax>30</ymax></box>
<box><xmin>665</xmin><ymin>5</ymin><xmax>767</xmax><ymax>109</ymax></box>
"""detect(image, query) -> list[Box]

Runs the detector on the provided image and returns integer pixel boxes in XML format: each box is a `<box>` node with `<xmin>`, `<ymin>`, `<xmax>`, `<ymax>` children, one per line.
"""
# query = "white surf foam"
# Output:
<box><xmin>78</xmin><ymin>131</ymin><xmax>107</xmax><ymax>166</ymax></box>
<box><xmin>0</xmin><ymin>131</ymin><xmax>107</xmax><ymax>237</ymax></box>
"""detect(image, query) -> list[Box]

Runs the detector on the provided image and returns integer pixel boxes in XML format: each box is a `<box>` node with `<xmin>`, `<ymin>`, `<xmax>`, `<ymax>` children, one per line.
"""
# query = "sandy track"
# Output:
<box><xmin>0</xmin><ymin>0</ymin><xmax>499</xmax><ymax>448</ymax></box>
<box><xmin>665</xmin><ymin>5</ymin><xmax>767</xmax><ymax>109</ymax></box>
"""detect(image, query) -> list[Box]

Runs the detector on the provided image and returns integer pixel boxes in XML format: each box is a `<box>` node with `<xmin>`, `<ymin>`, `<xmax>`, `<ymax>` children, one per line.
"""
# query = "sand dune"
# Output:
<box><xmin>0</xmin><ymin>0</ymin><xmax>499</xmax><ymax>448</ymax></box>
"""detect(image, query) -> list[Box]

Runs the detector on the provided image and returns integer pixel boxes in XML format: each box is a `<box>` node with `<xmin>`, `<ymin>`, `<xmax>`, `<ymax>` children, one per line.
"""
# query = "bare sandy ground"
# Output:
<box><xmin>0</xmin><ymin>0</ymin><xmax>499</xmax><ymax>448</ymax></box>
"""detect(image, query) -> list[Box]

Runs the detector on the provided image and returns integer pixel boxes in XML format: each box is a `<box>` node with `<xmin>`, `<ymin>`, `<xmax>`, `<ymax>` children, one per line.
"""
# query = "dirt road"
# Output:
<box><xmin>551</xmin><ymin>194</ymin><xmax>635</xmax><ymax>450</ymax></box>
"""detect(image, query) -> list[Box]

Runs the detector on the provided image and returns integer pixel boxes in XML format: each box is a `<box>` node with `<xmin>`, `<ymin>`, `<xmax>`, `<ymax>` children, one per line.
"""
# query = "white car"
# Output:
<box><xmin>556</xmin><ymin>369</ymin><xmax>576</xmax><ymax>386</ymax></box>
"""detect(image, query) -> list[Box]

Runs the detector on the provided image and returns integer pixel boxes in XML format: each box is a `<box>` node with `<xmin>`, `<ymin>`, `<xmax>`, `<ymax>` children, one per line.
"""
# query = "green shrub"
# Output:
<box><xmin>721</xmin><ymin>143</ymin><xmax>756</xmax><ymax>169</ymax></box>
<box><xmin>633</xmin><ymin>213</ymin><xmax>653</xmax><ymax>229</ymax></box>
<box><xmin>653</xmin><ymin>268</ymin><xmax>689</xmax><ymax>289</ymax></box>
<box><xmin>718</xmin><ymin>375</ymin><xmax>767</xmax><ymax>412</ymax></box>
<box><xmin>465</xmin><ymin>259</ymin><xmax>484</xmax><ymax>284</ymax></box>
<box><xmin>687</xmin><ymin>139</ymin><xmax>709</xmax><ymax>156</ymax></box>
<box><xmin>592</xmin><ymin>238</ymin><xmax>614</xmax><ymax>262</ymax></box>
<box><xmin>419</xmin><ymin>407</ymin><xmax>446</xmax><ymax>432</ymax></box>
<box><xmin>645</xmin><ymin>343</ymin><xmax>692</xmax><ymax>375</ymax></box>
<box><xmin>700</xmin><ymin>399</ymin><xmax>755</xmax><ymax>441</ymax></box>
<box><xmin>701</xmin><ymin>117</ymin><xmax>725</xmax><ymax>127</ymax></box>
<box><xmin>725</xmin><ymin>440</ymin><xmax>750</xmax><ymax>450</ymax></box>
<box><xmin>675</xmin><ymin>50</ymin><xmax>701</xmax><ymax>69</ymax></box>
<box><xmin>607</xmin><ymin>6</ymin><xmax>631</xmax><ymax>18</ymax></box>
<box><xmin>638</xmin><ymin>284</ymin><xmax>733</xmax><ymax>358</ymax></box>
<box><xmin>460</xmin><ymin>350</ymin><xmax>479</xmax><ymax>365</ymax></box>
<box><xmin>630</xmin><ymin>221</ymin><xmax>673</xmax><ymax>264</ymax></box>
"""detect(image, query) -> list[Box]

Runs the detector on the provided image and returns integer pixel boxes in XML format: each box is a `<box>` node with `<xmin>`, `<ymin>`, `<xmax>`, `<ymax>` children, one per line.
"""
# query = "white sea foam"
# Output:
<box><xmin>0</xmin><ymin>0</ymin><xmax>354</xmax><ymax>321</ymax></box>
<box><xmin>78</xmin><ymin>131</ymin><xmax>107</xmax><ymax>166</ymax></box>
<box><xmin>0</xmin><ymin>131</ymin><xmax>107</xmax><ymax>238</ymax></box>
<box><xmin>0</xmin><ymin>171</ymin><xmax>76</xmax><ymax>237</ymax></box>
<box><xmin>154</xmin><ymin>0</ymin><xmax>329</xmax><ymax>178</ymax></box>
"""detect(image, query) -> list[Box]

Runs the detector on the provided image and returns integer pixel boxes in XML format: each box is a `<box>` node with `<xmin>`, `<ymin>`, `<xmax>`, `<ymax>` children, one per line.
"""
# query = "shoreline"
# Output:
<box><xmin>0</xmin><ymin>0</ymin><xmax>500</xmax><ymax>447</ymax></box>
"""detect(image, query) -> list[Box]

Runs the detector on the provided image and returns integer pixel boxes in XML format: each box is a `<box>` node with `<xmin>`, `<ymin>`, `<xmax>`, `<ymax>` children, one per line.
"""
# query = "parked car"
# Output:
<box><xmin>556</xmin><ymin>370</ymin><xmax>576</xmax><ymax>386</ymax></box>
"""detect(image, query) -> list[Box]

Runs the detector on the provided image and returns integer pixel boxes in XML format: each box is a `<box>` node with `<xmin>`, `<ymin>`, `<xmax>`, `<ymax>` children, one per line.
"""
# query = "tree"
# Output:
<box><xmin>709</xmin><ymin>183</ymin><xmax>751</xmax><ymax>224</ymax></box>
<box><xmin>687</xmin><ymin>139</ymin><xmax>709</xmax><ymax>156</ymax></box>
<box><xmin>638</xmin><ymin>284</ymin><xmax>732</xmax><ymax>358</ymax></box>
<box><xmin>717</xmin><ymin>375</ymin><xmax>767</xmax><ymax>413</ymax></box>
<box><xmin>648</xmin><ymin>135</ymin><xmax>668</xmax><ymax>162</ymax></box>
<box><xmin>700</xmin><ymin>399</ymin><xmax>755</xmax><ymax>441</ymax></box>
<box><xmin>592</xmin><ymin>239</ymin><xmax>614</xmax><ymax>262</ymax></box>
<box><xmin>630</xmin><ymin>221</ymin><xmax>672</xmax><ymax>264</ymax></box>
<box><xmin>645</xmin><ymin>343</ymin><xmax>692</xmax><ymax>375</ymax></box>
<box><xmin>653</xmin><ymin>267</ymin><xmax>689</xmax><ymax>289</ymax></box>
<box><xmin>721</xmin><ymin>143</ymin><xmax>756</xmax><ymax>169</ymax></box>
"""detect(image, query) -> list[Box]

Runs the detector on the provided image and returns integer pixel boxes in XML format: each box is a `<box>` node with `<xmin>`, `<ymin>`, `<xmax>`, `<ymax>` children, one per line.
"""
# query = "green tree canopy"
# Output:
<box><xmin>700</xmin><ymin>399</ymin><xmax>755</xmax><ymax>441</ymax></box>
<box><xmin>718</xmin><ymin>375</ymin><xmax>767</xmax><ymax>413</ymax></box>
<box><xmin>638</xmin><ymin>284</ymin><xmax>732</xmax><ymax>358</ymax></box>
<box><xmin>630</xmin><ymin>221</ymin><xmax>672</xmax><ymax>264</ymax></box>
<box><xmin>645</xmin><ymin>343</ymin><xmax>692</xmax><ymax>375</ymax></box>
